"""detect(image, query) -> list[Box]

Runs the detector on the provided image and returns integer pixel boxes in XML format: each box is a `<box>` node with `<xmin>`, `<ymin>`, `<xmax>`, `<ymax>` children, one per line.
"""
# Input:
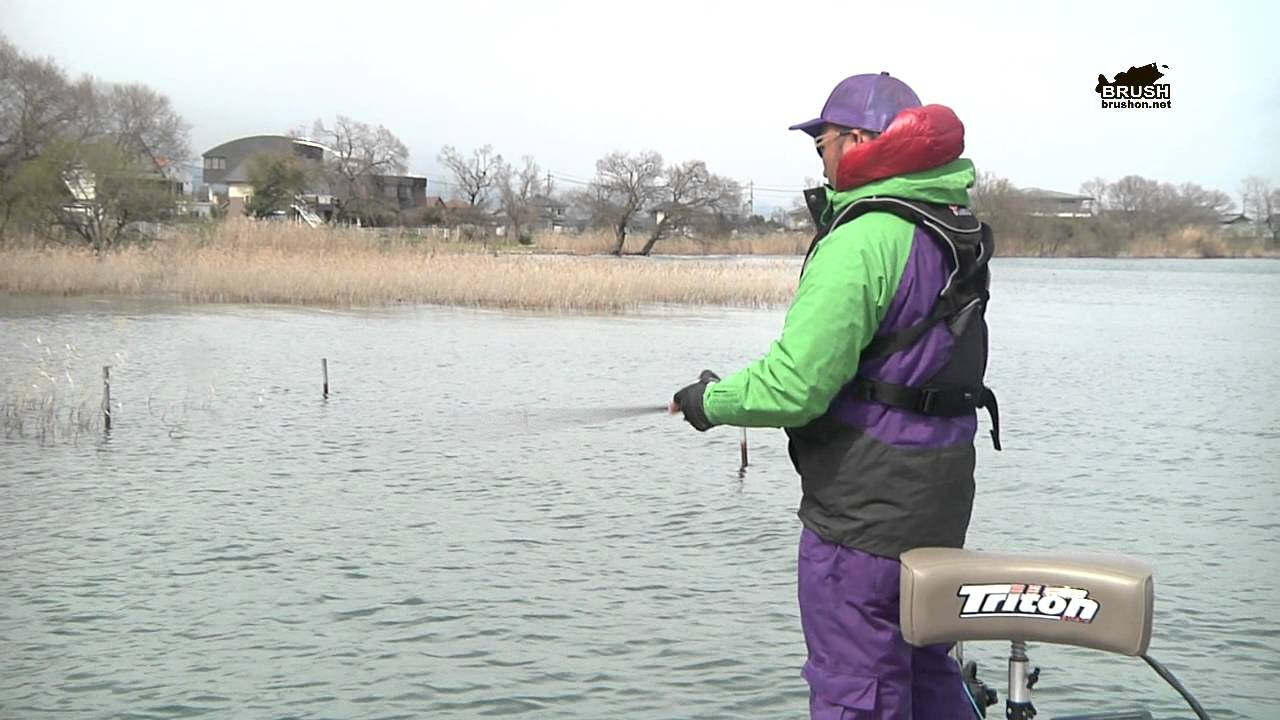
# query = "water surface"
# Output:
<box><xmin>2</xmin><ymin>258</ymin><xmax>1277</xmax><ymax>719</ymax></box>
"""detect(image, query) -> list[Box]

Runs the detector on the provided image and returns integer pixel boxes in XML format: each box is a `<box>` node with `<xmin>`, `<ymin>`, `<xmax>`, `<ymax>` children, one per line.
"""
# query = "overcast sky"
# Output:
<box><xmin>5</xmin><ymin>0</ymin><xmax>1278</xmax><ymax>210</ymax></box>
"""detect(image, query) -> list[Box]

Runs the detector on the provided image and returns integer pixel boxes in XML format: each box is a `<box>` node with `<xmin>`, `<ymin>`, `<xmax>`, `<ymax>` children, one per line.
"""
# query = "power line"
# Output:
<box><xmin>549</xmin><ymin>174</ymin><xmax>591</xmax><ymax>186</ymax></box>
<box><xmin>548</xmin><ymin>171</ymin><xmax>803</xmax><ymax>194</ymax></box>
<box><xmin>427</xmin><ymin>168</ymin><xmax>805</xmax><ymax>200</ymax></box>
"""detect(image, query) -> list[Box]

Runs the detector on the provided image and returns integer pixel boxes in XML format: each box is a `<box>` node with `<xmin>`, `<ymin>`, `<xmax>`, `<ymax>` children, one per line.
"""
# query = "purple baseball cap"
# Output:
<box><xmin>789</xmin><ymin>72</ymin><xmax>922</xmax><ymax>137</ymax></box>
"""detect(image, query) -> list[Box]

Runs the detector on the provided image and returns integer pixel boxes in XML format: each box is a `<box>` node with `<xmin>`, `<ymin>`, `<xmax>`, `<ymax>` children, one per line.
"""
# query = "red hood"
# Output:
<box><xmin>835</xmin><ymin>104</ymin><xmax>965</xmax><ymax>191</ymax></box>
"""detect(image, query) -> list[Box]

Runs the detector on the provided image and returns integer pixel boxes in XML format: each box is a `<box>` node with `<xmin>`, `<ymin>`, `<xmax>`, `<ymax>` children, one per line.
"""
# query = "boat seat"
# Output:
<box><xmin>899</xmin><ymin>548</ymin><xmax>1154</xmax><ymax>656</ymax></box>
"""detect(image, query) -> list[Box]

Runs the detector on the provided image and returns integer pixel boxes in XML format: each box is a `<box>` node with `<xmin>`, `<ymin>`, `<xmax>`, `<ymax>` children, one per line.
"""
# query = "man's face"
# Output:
<box><xmin>814</xmin><ymin>124</ymin><xmax>855</xmax><ymax>185</ymax></box>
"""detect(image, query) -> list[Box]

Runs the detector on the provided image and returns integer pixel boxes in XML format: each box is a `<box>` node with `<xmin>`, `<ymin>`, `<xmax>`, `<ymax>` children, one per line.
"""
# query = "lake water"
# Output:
<box><xmin>2</xmin><ymin>258</ymin><xmax>1278</xmax><ymax>720</ymax></box>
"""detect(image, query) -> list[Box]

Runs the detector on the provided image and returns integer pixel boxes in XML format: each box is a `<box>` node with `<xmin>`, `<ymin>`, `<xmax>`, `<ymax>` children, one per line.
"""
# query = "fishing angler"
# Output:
<box><xmin>670</xmin><ymin>71</ymin><xmax>1000</xmax><ymax>719</ymax></box>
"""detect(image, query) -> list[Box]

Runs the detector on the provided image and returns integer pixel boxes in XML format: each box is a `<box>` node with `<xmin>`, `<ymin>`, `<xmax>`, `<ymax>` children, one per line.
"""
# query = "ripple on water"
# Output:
<box><xmin>2</xmin><ymin>264</ymin><xmax>1278</xmax><ymax>718</ymax></box>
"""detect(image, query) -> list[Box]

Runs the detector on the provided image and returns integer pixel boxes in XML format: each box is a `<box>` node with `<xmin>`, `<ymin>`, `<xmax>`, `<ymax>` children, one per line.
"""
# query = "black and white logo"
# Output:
<box><xmin>957</xmin><ymin>583</ymin><xmax>1100</xmax><ymax>623</ymax></box>
<box><xmin>1095</xmin><ymin>63</ymin><xmax>1172</xmax><ymax>109</ymax></box>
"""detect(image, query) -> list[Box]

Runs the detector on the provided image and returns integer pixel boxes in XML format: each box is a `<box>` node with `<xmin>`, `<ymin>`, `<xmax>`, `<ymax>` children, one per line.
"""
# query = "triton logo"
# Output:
<box><xmin>957</xmin><ymin>583</ymin><xmax>1100</xmax><ymax>623</ymax></box>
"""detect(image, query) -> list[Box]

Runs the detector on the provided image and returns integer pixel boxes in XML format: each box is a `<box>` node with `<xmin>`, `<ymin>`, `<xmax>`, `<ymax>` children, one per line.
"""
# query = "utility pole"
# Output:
<box><xmin>748</xmin><ymin>180</ymin><xmax>754</xmax><ymax>217</ymax></box>
<box><xmin>546</xmin><ymin>172</ymin><xmax>553</xmax><ymax>197</ymax></box>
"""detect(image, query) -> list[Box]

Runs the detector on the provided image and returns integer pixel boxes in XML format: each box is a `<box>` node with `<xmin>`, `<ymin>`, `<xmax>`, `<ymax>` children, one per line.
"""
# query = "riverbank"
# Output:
<box><xmin>0</xmin><ymin>223</ymin><xmax>799</xmax><ymax>312</ymax></box>
<box><xmin>1</xmin><ymin>221</ymin><xmax>1274</xmax><ymax>311</ymax></box>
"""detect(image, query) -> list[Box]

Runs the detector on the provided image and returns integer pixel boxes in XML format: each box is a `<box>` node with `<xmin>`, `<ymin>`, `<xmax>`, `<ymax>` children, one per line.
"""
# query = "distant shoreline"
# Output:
<box><xmin>2</xmin><ymin>223</ymin><xmax>1275</xmax><ymax>312</ymax></box>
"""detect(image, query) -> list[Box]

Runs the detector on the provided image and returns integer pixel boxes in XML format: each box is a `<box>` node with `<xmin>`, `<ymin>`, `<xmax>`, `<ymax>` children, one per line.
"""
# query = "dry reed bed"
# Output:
<box><xmin>534</xmin><ymin>230</ymin><xmax>810</xmax><ymax>256</ymax></box>
<box><xmin>3</xmin><ymin>221</ymin><xmax>1274</xmax><ymax>311</ymax></box>
<box><xmin>996</xmin><ymin>225</ymin><xmax>1278</xmax><ymax>259</ymax></box>
<box><xmin>0</xmin><ymin>222</ymin><xmax>800</xmax><ymax>312</ymax></box>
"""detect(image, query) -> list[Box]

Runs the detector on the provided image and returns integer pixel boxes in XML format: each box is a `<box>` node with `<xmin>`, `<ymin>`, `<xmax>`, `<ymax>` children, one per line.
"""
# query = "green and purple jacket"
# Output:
<box><xmin>703</xmin><ymin>105</ymin><xmax>992</xmax><ymax>558</ymax></box>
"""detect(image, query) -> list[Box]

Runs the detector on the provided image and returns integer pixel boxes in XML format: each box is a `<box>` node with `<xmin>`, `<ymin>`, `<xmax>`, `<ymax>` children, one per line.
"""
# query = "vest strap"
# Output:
<box><xmin>850</xmin><ymin>378</ymin><xmax>1002</xmax><ymax>450</ymax></box>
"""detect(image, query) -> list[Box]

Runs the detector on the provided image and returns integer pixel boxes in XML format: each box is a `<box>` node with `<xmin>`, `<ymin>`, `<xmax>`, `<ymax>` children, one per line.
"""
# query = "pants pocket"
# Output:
<box><xmin>803</xmin><ymin>662</ymin><xmax>879</xmax><ymax>719</ymax></box>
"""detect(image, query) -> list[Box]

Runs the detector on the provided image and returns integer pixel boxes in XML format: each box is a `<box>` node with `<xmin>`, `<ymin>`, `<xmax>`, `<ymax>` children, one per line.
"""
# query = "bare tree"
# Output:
<box><xmin>0</xmin><ymin>37</ymin><xmax>78</xmax><ymax>170</ymax></box>
<box><xmin>1079</xmin><ymin>177</ymin><xmax>1109</xmax><ymax>210</ymax></box>
<box><xmin>1105</xmin><ymin>175</ymin><xmax>1166</xmax><ymax>238</ymax></box>
<box><xmin>970</xmin><ymin>170</ymin><xmax>1032</xmax><ymax>231</ymax></box>
<box><xmin>496</xmin><ymin>155</ymin><xmax>542</xmax><ymax>245</ymax></box>
<box><xmin>101</xmin><ymin>82</ymin><xmax>191</xmax><ymax>163</ymax></box>
<box><xmin>589</xmin><ymin>150</ymin><xmax>664</xmax><ymax>255</ymax></box>
<box><xmin>1105</xmin><ymin>175</ymin><xmax>1160</xmax><ymax>215</ymax></box>
<box><xmin>1169</xmin><ymin>182</ymin><xmax>1232</xmax><ymax>226</ymax></box>
<box><xmin>439</xmin><ymin>144</ymin><xmax>502</xmax><ymax>208</ymax></box>
<box><xmin>969</xmin><ymin>170</ymin><xmax>1058</xmax><ymax>253</ymax></box>
<box><xmin>1242</xmin><ymin>176</ymin><xmax>1278</xmax><ymax>244</ymax></box>
<box><xmin>20</xmin><ymin>140</ymin><xmax>176</xmax><ymax>251</ymax></box>
<box><xmin>1270</xmin><ymin>190</ymin><xmax>1280</xmax><ymax>246</ymax></box>
<box><xmin>309</xmin><ymin>115</ymin><xmax>409</xmax><ymax>224</ymax></box>
<box><xmin>1</xmin><ymin>35</ymin><xmax>186</xmax><ymax>244</ymax></box>
<box><xmin>0</xmin><ymin>36</ymin><xmax>91</xmax><ymax>237</ymax></box>
<box><xmin>639</xmin><ymin>160</ymin><xmax>741</xmax><ymax>255</ymax></box>
<box><xmin>970</xmin><ymin>171</ymin><xmax>1026</xmax><ymax>215</ymax></box>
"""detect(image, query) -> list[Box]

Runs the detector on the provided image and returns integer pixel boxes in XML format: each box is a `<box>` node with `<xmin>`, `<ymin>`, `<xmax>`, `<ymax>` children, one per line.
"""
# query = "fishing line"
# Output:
<box><xmin>491</xmin><ymin>405</ymin><xmax>751</xmax><ymax>476</ymax></box>
<box><xmin>516</xmin><ymin>405</ymin><xmax>670</xmax><ymax>427</ymax></box>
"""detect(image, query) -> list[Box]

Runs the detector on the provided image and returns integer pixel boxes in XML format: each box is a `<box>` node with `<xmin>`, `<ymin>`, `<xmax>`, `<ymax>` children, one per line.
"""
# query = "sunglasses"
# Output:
<box><xmin>814</xmin><ymin>129</ymin><xmax>857</xmax><ymax>158</ymax></box>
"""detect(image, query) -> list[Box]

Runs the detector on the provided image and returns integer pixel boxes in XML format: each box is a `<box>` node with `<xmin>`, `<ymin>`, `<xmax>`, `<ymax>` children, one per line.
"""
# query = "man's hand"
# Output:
<box><xmin>670</xmin><ymin>370</ymin><xmax>720</xmax><ymax>432</ymax></box>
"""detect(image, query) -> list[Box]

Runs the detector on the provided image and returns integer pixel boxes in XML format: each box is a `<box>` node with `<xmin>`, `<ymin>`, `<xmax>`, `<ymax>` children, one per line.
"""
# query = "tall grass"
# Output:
<box><xmin>532</xmin><ymin>229</ymin><xmax>809</xmax><ymax>256</ymax></box>
<box><xmin>1115</xmin><ymin>226</ymin><xmax>1273</xmax><ymax>259</ymax></box>
<box><xmin>3</xmin><ymin>219</ymin><xmax>1274</xmax><ymax>312</ymax></box>
<box><xmin>0</xmin><ymin>220</ymin><xmax>801</xmax><ymax>312</ymax></box>
<box><xmin>0</xmin><ymin>338</ymin><xmax>109</xmax><ymax>445</ymax></box>
<box><xmin>993</xmin><ymin>222</ymin><xmax>1277</xmax><ymax>259</ymax></box>
<box><xmin>1</xmin><ymin>395</ymin><xmax>103</xmax><ymax>444</ymax></box>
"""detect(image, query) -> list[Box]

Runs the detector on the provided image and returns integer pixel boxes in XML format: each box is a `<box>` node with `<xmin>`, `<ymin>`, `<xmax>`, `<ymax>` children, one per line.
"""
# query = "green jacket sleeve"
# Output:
<box><xmin>701</xmin><ymin>215</ymin><xmax>914</xmax><ymax>428</ymax></box>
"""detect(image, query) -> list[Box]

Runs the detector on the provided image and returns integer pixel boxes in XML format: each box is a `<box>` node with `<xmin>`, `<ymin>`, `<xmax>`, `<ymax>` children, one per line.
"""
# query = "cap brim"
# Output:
<box><xmin>788</xmin><ymin>117</ymin><xmax>825</xmax><ymax>136</ymax></box>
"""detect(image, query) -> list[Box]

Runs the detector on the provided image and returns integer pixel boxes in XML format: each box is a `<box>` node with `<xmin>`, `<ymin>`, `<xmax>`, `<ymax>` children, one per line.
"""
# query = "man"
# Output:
<box><xmin>671</xmin><ymin>72</ymin><xmax>1000</xmax><ymax>719</ymax></box>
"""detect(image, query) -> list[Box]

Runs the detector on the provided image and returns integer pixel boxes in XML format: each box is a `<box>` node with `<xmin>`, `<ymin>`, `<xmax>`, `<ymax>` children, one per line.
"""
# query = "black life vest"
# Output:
<box><xmin>798</xmin><ymin>189</ymin><xmax>1003</xmax><ymax>451</ymax></box>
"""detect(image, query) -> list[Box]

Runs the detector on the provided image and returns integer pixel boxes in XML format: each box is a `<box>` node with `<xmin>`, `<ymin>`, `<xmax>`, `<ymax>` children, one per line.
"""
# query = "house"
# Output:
<box><xmin>374</xmin><ymin>174</ymin><xmax>428</xmax><ymax>211</ymax></box>
<box><xmin>1021</xmin><ymin>188</ymin><xmax>1097</xmax><ymax>218</ymax></box>
<box><xmin>202</xmin><ymin>135</ymin><xmax>328</xmax><ymax>215</ymax></box>
<box><xmin>533</xmin><ymin>195</ymin><xmax>570</xmax><ymax>231</ymax></box>
<box><xmin>58</xmin><ymin>147</ymin><xmax>185</xmax><ymax>214</ymax></box>
<box><xmin>422</xmin><ymin>196</ymin><xmax>473</xmax><ymax>211</ymax></box>
<box><xmin>201</xmin><ymin>134</ymin><xmax>429</xmax><ymax>223</ymax></box>
<box><xmin>152</xmin><ymin>157</ymin><xmax>192</xmax><ymax>196</ymax></box>
<box><xmin>784</xmin><ymin>206</ymin><xmax>815</xmax><ymax>232</ymax></box>
<box><xmin>1218</xmin><ymin>212</ymin><xmax>1252</xmax><ymax>233</ymax></box>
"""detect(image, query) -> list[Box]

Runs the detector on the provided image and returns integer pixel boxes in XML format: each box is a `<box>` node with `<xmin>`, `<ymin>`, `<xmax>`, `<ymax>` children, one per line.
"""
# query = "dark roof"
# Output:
<box><xmin>201</xmin><ymin>135</ymin><xmax>325</xmax><ymax>185</ymax></box>
<box><xmin>376</xmin><ymin>174</ymin><xmax>427</xmax><ymax>186</ymax></box>
<box><xmin>1021</xmin><ymin>187</ymin><xmax>1094</xmax><ymax>202</ymax></box>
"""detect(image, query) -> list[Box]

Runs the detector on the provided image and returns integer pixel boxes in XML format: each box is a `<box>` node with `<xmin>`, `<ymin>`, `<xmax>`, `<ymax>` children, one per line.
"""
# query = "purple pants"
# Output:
<box><xmin>798</xmin><ymin>528</ymin><xmax>974</xmax><ymax>719</ymax></box>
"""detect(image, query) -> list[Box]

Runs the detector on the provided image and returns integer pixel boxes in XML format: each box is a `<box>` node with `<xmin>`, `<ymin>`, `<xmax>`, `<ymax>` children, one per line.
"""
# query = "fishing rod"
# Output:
<box><xmin>514</xmin><ymin>404</ymin><xmax>750</xmax><ymax>473</ymax></box>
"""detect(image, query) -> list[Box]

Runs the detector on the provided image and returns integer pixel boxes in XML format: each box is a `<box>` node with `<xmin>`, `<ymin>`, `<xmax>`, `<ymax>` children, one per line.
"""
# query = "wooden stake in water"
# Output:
<box><xmin>322</xmin><ymin>358</ymin><xmax>329</xmax><ymax>398</ymax></box>
<box><xmin>739</xmin><ymin>427</ymin><xmax>749</xmax><ymax>470</ymax></box>
<box><xmin>102</xmin><ymin>365</ymin><xmax>112</xmax><ymax>431</ymax></box>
